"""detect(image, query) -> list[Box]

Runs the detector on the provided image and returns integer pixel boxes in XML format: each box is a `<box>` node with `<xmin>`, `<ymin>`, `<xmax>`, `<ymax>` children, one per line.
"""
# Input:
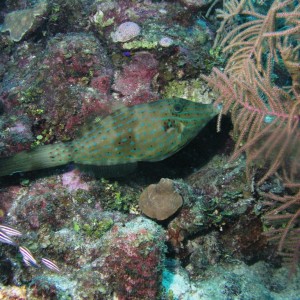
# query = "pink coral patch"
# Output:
<box><xmin>62</xmin><ymin>169</ymin><xmax>89</xmax><ymax>192</ymax></box>
<box><xmin>90</xmin><ymin>76</ymin><xmax>111</xmax><ymax>94</ymax></box>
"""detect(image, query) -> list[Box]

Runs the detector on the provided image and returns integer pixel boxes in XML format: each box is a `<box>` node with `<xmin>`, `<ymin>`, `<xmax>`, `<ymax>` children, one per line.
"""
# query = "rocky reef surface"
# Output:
<box><xmin>0</xmin><ymin>0</ymin><xmax>299</xmax><ymax>299</ymax></box>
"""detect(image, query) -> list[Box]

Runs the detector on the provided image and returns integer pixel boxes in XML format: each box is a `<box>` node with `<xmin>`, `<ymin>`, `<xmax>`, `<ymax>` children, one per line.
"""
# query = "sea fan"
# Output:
<box><xmin>203</xmin><ymin>0</ymin><xmax>300</xmax><ymax>273</ymax></box>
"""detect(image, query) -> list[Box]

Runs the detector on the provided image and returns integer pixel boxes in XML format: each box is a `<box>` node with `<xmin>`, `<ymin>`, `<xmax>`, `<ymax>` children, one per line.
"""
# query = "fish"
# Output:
<box><xmin>41</xmin><ymin>257</ymin><xmax>60</xmax><ymax>273</ymax></box>
<box><xmin>0</xmin><ymin>224</ymin><xmax>22</xmax><ymax>237</ymax></box>
<box><xmin>0</xmin><ymin>231</ymin><xmax>17</xmax><ymax>246</ymax></box>
<box><xmin>19</xmin><ymin>246</ymin><xmax>39</xmax><ymax>267</ymax></box>
<box><xmin>0</xmin><ymin>98</ymin><xmax>218</xmax><ymax>177</ymax></box>
<box><xmin>0</xmin><ymin>224</ymin><xmax>60</xmax><ymax>272</ymax></box>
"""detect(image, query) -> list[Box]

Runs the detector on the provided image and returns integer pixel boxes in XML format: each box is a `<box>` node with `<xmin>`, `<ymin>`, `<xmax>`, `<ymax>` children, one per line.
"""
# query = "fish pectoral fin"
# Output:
<box><xmin>76</xmin><ymin>162</ymin><xmax>137</xmax><ymax>178</ymax></box>
<box><xmin>179</xmin><ymin>122</ymin><xmax>185</xmax><ymax>133</ymax></box>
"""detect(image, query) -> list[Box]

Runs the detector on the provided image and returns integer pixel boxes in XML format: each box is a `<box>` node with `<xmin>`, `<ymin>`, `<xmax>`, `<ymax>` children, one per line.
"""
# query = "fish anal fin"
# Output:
<box><xmin>76</xmin><ymin>163</ymin><xmax>137</xmax><ymax>178</ymax></box>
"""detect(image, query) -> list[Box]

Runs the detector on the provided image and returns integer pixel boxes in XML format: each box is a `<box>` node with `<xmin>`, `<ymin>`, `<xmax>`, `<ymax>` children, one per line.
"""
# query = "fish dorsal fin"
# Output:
<box><xmin>76</xmin><ymin>103</ymin><xmax>128</xmax><ymax>138</ymax></box>
<box><xmin>76</xmin><ymin>119</ymin><xmax>100</xmax><ymax>139</ymax></box>
<box><xmin>76</xmin><ymin>109</ymin><xmax>112</xmax><ymax>138</ymax></box>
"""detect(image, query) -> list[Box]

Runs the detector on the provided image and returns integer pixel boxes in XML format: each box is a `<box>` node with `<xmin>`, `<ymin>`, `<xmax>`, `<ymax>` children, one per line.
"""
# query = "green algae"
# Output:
<box><xmin>72</xmin><ymin>217</ymin><xmax>114</xmax><ymax>238</ymax></box>
<box><xmin>49</xmin><ymin>3</ymin><xmax>61</xmax><ymax>23</ymax></box>
<box><xmin>82</xmin><ymin>218</ymin><xmax>114</xmax><ymax>238</ymax></box>
<box><xmin>19</xmin><ymin>87</ymin><xmax>44</xmax><ymax>104</ymax></box>
<box><xmin>99</xmin><ymin>178</ymin><xmax>139</xmax><ymax>213</ymax></box>
<box><xmin>204</xmin><ymin>46</ymin><xmax>226</xmax><ymax>71</ymax></box>
<box><xmin>92</xmin><ymin>9</ymin><xmax>114</xmax><ymax>31</ymax></box>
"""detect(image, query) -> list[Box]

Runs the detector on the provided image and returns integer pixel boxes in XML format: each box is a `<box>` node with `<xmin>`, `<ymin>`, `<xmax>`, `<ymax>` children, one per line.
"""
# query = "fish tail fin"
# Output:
<box><xmin>0</xmin><ymin>142</ymin><xmax>72</xmax><ymax>177</ymax></box>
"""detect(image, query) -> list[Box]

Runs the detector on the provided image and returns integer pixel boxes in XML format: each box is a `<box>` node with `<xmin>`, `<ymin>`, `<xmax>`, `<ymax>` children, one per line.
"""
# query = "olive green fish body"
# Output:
<box><xmin>0</xmin><ymin>98</ymin><xmax>218</xmax><ymax>177</ymax></box>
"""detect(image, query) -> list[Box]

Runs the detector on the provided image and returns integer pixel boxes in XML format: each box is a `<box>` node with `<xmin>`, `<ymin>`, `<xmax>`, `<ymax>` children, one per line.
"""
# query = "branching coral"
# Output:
<box><xmin>202</xmin><ymin>0</ymin><xmax>300</xmax><ymax>273</ymax></box>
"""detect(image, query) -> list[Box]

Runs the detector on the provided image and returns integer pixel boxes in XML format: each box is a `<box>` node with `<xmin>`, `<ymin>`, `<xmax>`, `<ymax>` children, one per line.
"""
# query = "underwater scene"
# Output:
<box><xmin>0</xmin><ymin>0</ymin><xmax>299</xmax><ymax>299</ymax></box>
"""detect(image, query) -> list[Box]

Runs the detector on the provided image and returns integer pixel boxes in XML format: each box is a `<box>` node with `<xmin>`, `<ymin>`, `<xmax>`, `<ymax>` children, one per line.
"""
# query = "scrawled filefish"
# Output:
<box><xmin>0</xmin><ymin>98</ymin><xmax>218</xmax><ymax>177</ymax></box>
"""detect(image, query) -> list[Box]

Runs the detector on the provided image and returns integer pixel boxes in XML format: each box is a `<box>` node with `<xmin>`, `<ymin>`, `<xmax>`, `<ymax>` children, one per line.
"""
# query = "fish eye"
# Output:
<box><xmin>173</xmin><ymin>104</ymin><xmax>182</xmax><ymax>113</ymax></box>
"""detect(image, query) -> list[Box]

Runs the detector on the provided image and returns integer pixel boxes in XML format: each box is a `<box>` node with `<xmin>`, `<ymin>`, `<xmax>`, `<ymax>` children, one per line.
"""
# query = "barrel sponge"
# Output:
<box><xmin>1</xmin><ymin>0</ymin><xmax>48</xmax><ymax>42</ymax></box>
<box><xmin>139</xmin><ymin>178</ymin><xmax>183</xmax><ymax>220</ymax></box>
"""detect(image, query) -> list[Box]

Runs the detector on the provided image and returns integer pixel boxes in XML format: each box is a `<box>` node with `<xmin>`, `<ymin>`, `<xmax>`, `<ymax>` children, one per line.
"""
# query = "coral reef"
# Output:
<box><xmin>0</xmin><ymin>155</ymin><xmax>299</xmax><ymax>298</ymax></box>
<box><xmin>0</xmin><ymin>172</ymin><xmax>166</xmax><ymax>298</ymax></box>
<box><xmin>0</xmin><ymin>0</ymin><xmax>299</xmax><ymax>298</ymax></box>
<box><xmin>101</xmin><ymin>217</ymin><xmax>166</xmax><ymax>299</ymax></box>
<box><xmin>0</xmin><ymin>32</ymin><xmax>112</xmax><ymax>156</ymax></box>
<box><xmin>163</xmin><ymin>259</ymin><xmax>300</xmax><ymax>299</ymax></box>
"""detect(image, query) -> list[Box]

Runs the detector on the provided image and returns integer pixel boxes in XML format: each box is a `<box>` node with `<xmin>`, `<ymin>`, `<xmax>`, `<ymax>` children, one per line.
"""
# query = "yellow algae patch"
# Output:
<box><xmin>0</xmin><ymin>285</ymin><xmax>27</xmax><ymax>299</ymax></box>
<box><xmin>162</xmin><ymin>78</ymin><xmax>215</xmax><ymax>104</ymax></box>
